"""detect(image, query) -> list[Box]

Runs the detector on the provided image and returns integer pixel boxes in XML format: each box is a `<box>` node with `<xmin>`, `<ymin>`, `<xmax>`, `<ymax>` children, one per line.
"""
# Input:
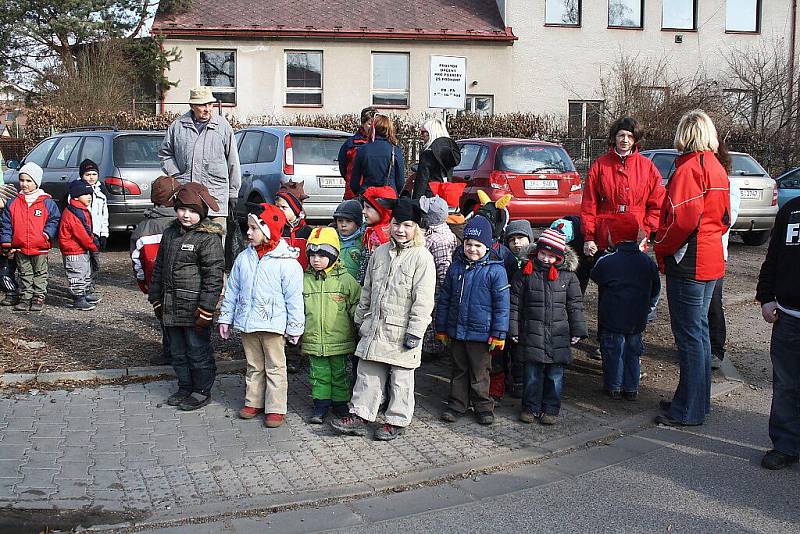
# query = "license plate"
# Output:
<box><xmin>740</xmin><ymin>189</ymin><xmax>761</xmax><ymax>200</ymax></box>
<box><xmin>320</xmin><ymin>176</ymin><xmax>345</xmax><ymax>188</ymax></box>
<box><xmin>524</xmin><ymin>179</ymin><xmax>558</xmax><ymax>190</ymax></box>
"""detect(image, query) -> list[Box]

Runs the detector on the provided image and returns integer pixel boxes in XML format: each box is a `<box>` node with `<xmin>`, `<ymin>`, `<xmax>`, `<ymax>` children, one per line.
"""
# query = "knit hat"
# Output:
<box><xmin>419</xmin><ymin>196</ymin><xmax>449</xmax><ymax>227</ymax></box>
<box><xmin>248</xmin><ymin>202</ymin><xmax>286</xmax><ymax>243</ymax></box>
<box><xmin>79</xmin><ymin>159</ymin><xmax>99</xmax><ymax>178</ymax></box>
<box><xmin>275</xmin><ymin>189</ymin><xmax>304</xmax><ymax>219</ymax></box>
<box><xmin>68</xmin><ymin>179</ymin><xmax>93</xmax><ymax>199</ymax></box>
<box><xmin>463</xmin><ymin>215</ymin><xmax>494</xmax><ymax>249</ymax></box>
<box><xmin>549</xmin><ymin>218</ymin><xmax>575</xmax><ymax>243</ymax></box>
<box><xmin>307</xmin><ymin>227</ymin><xmax>340</xmax><ymax>270</ymax></box>
<box><xmin>333</xmin><ymin>199</ymin><xmax>363</xmax><ymax>227</ymax></box>
<box><xmin>150</xmin><ymin>175</ymin><xmax>180</xmax><ymax>206</ymax></box>
<box><xmin>18</xmin><ymin>162</ymin><xmax>43</xmax><ymax>187</ymax></box>
<box><xmin>390</xmin><ymin>197</ymin><xmax>423</xmax><ymax>224</ymax></box>
<box><xmin>505</xmin><ymin>220</ymin><xmax>533</xmax><ymax>243</ymax></box>
<box><xmin>607</xmin><ymin>213</ymin><xmax>641</xmax><ymax>244</ymax></box>
<box><xmin>362</xmin><ymin>186</ymin><xmax>397</xmax><ymax>222</ymax></box>
<box><xmin>173</xmin><ymin>182</ymin><xmax>219</xmax><ymax>219</ymax></box>
<box><xmin>536</xmin><ymin>227</ymin><xmax>567</xmax><ymax>259</ymax></box>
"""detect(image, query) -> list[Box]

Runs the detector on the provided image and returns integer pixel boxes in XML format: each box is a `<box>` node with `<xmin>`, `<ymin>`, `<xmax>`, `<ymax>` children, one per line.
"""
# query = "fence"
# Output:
<box><xmin>0</xmin><ymin>138</ymin><xmax>27</xmax><ymax>163</ymax></box>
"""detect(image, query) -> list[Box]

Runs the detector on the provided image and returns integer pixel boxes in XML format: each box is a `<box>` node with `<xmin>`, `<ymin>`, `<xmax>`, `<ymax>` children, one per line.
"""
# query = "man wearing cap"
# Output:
<box><xmin>159</xmin><ymin>86</ymin><xmax>241</xmax><ymax>241</ymax></box>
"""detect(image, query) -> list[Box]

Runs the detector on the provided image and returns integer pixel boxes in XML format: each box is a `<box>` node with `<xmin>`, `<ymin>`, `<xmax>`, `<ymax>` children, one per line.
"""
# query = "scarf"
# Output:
<box><xmin>24</xmin><ymin>189</ymin><xmax>45</xmax><ymax>206</ymax></box>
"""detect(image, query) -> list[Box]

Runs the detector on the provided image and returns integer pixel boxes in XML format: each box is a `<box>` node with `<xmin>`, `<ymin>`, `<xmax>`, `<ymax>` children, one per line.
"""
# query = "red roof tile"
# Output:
<box><xmin>153</xmin><ymin>0</ymin><xmax>515</xmax><ymax>42</ymax></box>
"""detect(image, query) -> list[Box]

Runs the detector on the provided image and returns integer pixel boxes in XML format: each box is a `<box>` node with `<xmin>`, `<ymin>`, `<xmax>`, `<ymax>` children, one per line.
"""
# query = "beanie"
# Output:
<box><xmin>307</xmin><ymin>227</ymin><xmax>341</xmax><ymax>269</ymax></box>
<box><xmin>549</xmin><ymin>218</ymin><xmax>575</xmax><ymax>243</ymax></box>
<box><xmin>390</xmin><ymin>197</ymin><xmax>422</xmax><ymax>224</ymax></box>
<box><xmin>275</xmin><ymin>190</ymin><xmax>304</xmax><ymax>218</ymax></box>
<box><xmin>248</xmin><ymin>202</ymin><xmax>286</xmax><ymax>243</ymax></box>
<box><xmin>505</xmin><ymin>220</ymin><xmax>533</xmax><ymax>243</ymax></box>
<box><xmin>536</xmin><ymin>227</ymin><xmax>567</xmax><ymax>259</ymax></box>
<box><xmin>333</xmin><ymin>199</ymin><xmax>363</xmax><ymax>227</ymax></box>
<box><xmin>150</xmin><ymin>175</ymin><xmax>180</xmax><ymax>206</ymax></box>
<box><xmin>174</xmin><ymin>182</ymin><xmax>219</xmax><ymax>220</ymax></box>
<box><xmin>419</xmin><ymin>195</ymin><xmax>449</xmax><ymax>227</ymax></box>
<box><xmin>18</xmin><ymin>162</ymin><xmax>43</xmax><ymax>188</ymax></box>
<box><xmin>463</xmin><ymin>215</ymin><xmax>493</xmax><ymax>249</ymax></box>
<box><xmin>68</xmin><ymin>179</ymin><xmax>93</xmax><ymax>198</ymax></box>
<box><xmin>79</xmin><ymin>159</ymin><xmax>99</xmax><ymax>178</ymax></box>
<box><xmin>607</xmin><ymin>213</ymin><xmax>641</xmax><ymax>244</ymax></box>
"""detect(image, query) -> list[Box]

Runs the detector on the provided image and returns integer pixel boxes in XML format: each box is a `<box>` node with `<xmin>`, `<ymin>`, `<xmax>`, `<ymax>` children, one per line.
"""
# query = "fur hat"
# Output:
<box><xmin>248</xmin><ymin>202</ymin><xmax>286</xmax><ymax>243</ymax></box>
<box><xmin>536</xmin><ymin>227</ymin><xmax>567</xmax><ymax>259</ymax></box>
<box><xmin>151</xmin><ymin>176</ymin><xmax>180</xmax><ymax>206</ymax></box>
<box><xmin>68</xmin><ymin>179</ymin><xmax>93</xmax><ymax>199</ymax></box>
<box><xmin>607</xmin><ymin>213</ymin><xmax>641</xmax><ymax>244</ymax></box>
<box><xmin>463</xmin><ymin>215</ymin><xmax>494</xmax><ymax>249</ymax></box>
<box><xmin>505</xmin><ymin>220</ymin><xmax>533</xmax><ymax>242</ymax></box>
<box><xmin>79</xmin><ymin>159</ymin><xmax>99</xmax><ymax>178</ymax></box>
<box><xmin>419</xmin><ymin>196</ymin><xmax>449</xmax><ymax>227</ymax></box>
<box><xmin>389</xmin><ymin>197</ymin><xmax>423</xmax><ymax>224</ymax></box>
<box><xmin>307</xmin><ymin>227</ymin><xmax>340</xmax><ymax>269</ymax></box>
<box><xmin>18</xmin><ymin>162</ymin><xmax>43</xmax><ymax>188</ymax></box>
<box><xmin>174</xmin><ymin>182</ymin><xmax>219</xmax><ymax>219</ymax></box>
<box><xmin>333</xmin><ymin>199</ymin><xmax>363</xmax><ymax>227</ymax></box>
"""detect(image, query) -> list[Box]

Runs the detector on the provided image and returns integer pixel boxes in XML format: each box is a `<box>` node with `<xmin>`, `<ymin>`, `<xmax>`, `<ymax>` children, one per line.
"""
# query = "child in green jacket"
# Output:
<box><xmin>303</xmin><ymin>226</ymin><xmax>362</xmax><ymax>423</ymax></box>
<box><xmin>333</xmin><ymin>199</ymin><xmax>364</xmax><ymax>280</ymax></box>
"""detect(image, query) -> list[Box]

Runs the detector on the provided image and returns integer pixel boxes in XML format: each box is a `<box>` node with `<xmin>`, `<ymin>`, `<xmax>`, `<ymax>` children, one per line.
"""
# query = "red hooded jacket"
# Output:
<box><xmin>58</xmin><ymin>199</ymin><xmax>99</xmax><ymax>256</ymax></box>
<box><xmin>0</xmin><ymin>191</ymin><xmax>61</xmax><ymax>256</ymax></box>
<box><xmin>282</xmin><ymin>218</ymin><xmax>312</xmax><ymax>270</ymax></box>
<box><xmin>654</xmin><ymin>151</ymin><xmax>730</xmax><ymax>281</ymax></box>
<box><xmin>581</xmin><ymin>148</ymin><xmax>665</xmax><ymax>251</ymax></box>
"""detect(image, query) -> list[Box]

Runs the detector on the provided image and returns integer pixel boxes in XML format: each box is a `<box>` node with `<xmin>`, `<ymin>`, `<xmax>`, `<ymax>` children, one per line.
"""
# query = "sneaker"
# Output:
<box><xmin>179</xmin><ymin>392</ymin><xmax>211</xmax><ymax>411</ymax></box>
<box><xmin>331</xmin><ymin>415</ymin><xmax>367</xmax><ymax>436</ymax></box>
<box><xmin>85</xmin><ymin>293</ymin><xmax>102</xmax><ymax>304</ymax></box>
<box><xmin>519</xmin><ymin>411</ymin><xmax>537</xmax><ymax>424</ymax></box>
<box><xmin>0</xmin><ymin>293</ymin><xmax>18</xmax><ymax>306</ymax></box>
<box><xmin>73</xmin><ymin>296</ymin><xmax>95</xmax><ymax>311</ymax></box>
<box><xmin>13</xmin><ymin>299</ymin><xmax>30</xmax><ymax>312</ymax></box>
<box><xmin>540</xmin><ymin>414</ymin><xmax>557</xmax><ymax>425</ymax></box>
<box><xmin>238</xmin><ymin>406</ymin><xmax>263</xmax><ymax>419</ymax></box>
<box><xmin>440</xmin><ymin>410</ymin><xmax>461</xmax><ymax>423</ymax></box>
<box><xmin>264</xmin><ymin>413</ymin><xmax>285</xmax><ymax>428</ymax></box>
<box><xmin>29</xmin><ymin>295</ymin><xmax>44</xmax><ymax>312</ymax></box>
<box><xmin>477</xmin><ymin>411</ymin><xmax>495</xmax><ymax>425</ymax></box>
<box><xmin>623</xmin><ymin>391</ymin><xmax>639</xmax><ymax>401</ymax></box>
<box><xmin>654</xmin><ymin>414</ymin><xmax>701</xmax><ymax>427</ymax></box>
<box><xmin>761</xmin><ymin>449</ymin><xmax>799</xmax><ymax>471</ymax></box>
<box><xmin>167</xmin><ymin>391</ymin><xmax>191</xmax><ymax>406</ymax></box>
<box><xmin>374</xmin><ymin>423</ymin><xmax>404</xmax><ymax>441</ymax></box>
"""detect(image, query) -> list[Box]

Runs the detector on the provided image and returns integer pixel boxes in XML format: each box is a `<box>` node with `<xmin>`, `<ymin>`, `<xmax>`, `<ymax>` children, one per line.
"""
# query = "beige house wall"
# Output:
<box><xmin>162</xmin><ymin>38</ymin><xmax>514</xmax><ymax>120</ymax></box>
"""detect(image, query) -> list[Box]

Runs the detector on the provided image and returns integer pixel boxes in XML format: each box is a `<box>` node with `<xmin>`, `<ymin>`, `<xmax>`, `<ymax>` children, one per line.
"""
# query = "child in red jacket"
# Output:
<box><xmin>275</xmin><ymin>186</ymin><xmax>312</xmax><ymax>270</ymax></box>
<box><xmin>357</xmin><ymin>185</ymin><xmax>397</xmax><ymax>284</ymax></box>
<box><xmin>59</xmin><ymin>180</ymin><xmax>99</xmax><ymax>311</ymax></box>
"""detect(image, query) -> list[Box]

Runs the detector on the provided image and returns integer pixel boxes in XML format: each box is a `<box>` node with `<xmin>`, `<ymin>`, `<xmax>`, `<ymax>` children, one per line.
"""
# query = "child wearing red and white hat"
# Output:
<box><xmin>275</xmin><ymin>187</ymin><xmax>312</xmax><ymax>270</ymax></box>
<box><xmin>218</xmin><ymin>202</ymin><xmax>305</xmax><ymax>429</ymax></box>
<box><xmin>509</xmin><ymin>227</ymin><xmax>587</xmax><ymax>425</ymax></box>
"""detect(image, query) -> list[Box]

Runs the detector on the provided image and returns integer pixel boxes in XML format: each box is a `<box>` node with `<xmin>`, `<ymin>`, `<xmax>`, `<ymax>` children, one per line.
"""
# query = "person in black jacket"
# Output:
<box><xmin>350</xmin><ymin>114</ymin><xmax>405</xmax><ymax>196</ymax></box>
<box><xmin>756</xmin><ymin>195</ymin><xmax>800</xmax><ymax>470</ymax></box>
<box><xmin>410</xmin><ymin>118</ymin><xmax>461</xmax><ymax>199</ymax></box>
<box><xmin>149</xmin><ymin>183</ymin><xmax>225</xmax><ymax>411</ymax></box>
<box><xmin>590</xmin><ymin>214</ymin><xmax>660</xmax><ymax>401</ymax></box>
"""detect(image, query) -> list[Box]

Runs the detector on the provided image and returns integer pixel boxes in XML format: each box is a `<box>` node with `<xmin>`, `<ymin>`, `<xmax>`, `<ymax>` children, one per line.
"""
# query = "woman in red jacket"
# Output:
<box><xmin>581</xmin><ymin>117</ymin><xmax>665</xmax><ymax>256</ymax></box>
<box><xmin>653</xmin><ymin>110</ymin><xmax>731</xmax><ymax>427</ymax></box>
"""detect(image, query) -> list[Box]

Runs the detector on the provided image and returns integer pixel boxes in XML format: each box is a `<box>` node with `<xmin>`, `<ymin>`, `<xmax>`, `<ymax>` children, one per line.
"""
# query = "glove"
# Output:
<box><xmin>152</xmin><ymin>301</ymin><xmax>163</xmax><ymax>321</ymax></box>
<box><xmin>194</xmin><ymin>307</ymin><xmax>214</xmax><ymax>331</ymax></box>
<box><xmin>435</xmin><ymin>332</ymin><xmax>450</xmax><ymax>346</ymax></box>
<box><xmin>488</xmin><ymin>337</ymin><xmax>505</xmax><ymax>352</ymax></box>
<box><xmin>403</xmin><ymin>334</ymin><xmax>421</xmax><ymax>349</ymax></box>
<box><xmin>284</xmin><ymin>333</ymin><xmax>301</xmax><ymax>345</ymax></box>
<box><xmin>219</xmin><ymin>323</ymin><xmax>230</xmax><ymax>340</ymax></box>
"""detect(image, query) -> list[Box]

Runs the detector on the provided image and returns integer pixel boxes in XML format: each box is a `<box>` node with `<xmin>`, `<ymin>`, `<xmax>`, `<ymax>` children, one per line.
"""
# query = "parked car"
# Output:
<box><xmin>451</xmin><ymin>138</ymin><xmax>582</xmax><ymax>225</ymax></box>
<box><xmin>641</xmin><ymin>148</ymin><xmax>778</xmax><ymax>246</ymax></box>
<box><xmin>774</xmin><ymin>167</ymin><xmax>800</xmax><ymax>208</ymax></box>
<box><xmin>3</xmin><ymin>128</ymin><xmax>165</xmax><ymax>233</ymax></box>
<box><xmin>233</xmin><ymin>126</ymin><xmax>351</xmax><ymax>221</ymax></box>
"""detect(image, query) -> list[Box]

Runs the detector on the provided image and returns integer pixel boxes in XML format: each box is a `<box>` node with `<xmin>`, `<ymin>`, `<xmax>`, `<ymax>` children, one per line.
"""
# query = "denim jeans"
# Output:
<box><xmin>167</xmin><ymin>326</ymin><xmax>216</xmax><ymax>396</ymax></box>
<box><xmin>708</xmin><ymin>277</ymin><xmax>726</xmax><ymax>358</ymax></box>
<box><xmin>522</xmin><ymin>362</ymin><xmax>564</xmax><ymax>416</ymax></box>
<box><xmin>665</xmin><ymin>276</ymin><xmax>717</xmax><ymax>425</ymax></box>
<box><xmin>600</xmin><ymin>332</ymin><xmax>644</xmax><ymax>393</ymax></box>
<box><xmin>769</xmin><ymin>311</ymin><xmax>800</xmax><ymax>457</ymax></box>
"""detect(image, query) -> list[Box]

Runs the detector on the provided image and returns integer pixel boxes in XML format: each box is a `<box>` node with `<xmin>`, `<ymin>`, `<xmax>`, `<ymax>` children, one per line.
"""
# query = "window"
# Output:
<box><xmin>238</xmin><ymin>132</ymin><xmax>263</xmax><ymax>165</ymax></box>
<box><xmin>651</xmin><ymin>153</ymin><xmax>677</xmax><ymax>183</ymax></box>
<box><xmin>726</xmin><ymin>0</ymin><xmax>760</xmax><ymax>32</ymax></box>
<box><xmin>454</xmin><ymin>143</ymin><xmax>488</xmax><ymax>171</ymax></box>
<box><xmin>24</xmin><ymin>138</ymin><xmax>58</xmax><ymax>167</ymax></box>
<box><xmin>70</xmin><ymin>136</ymin><xmax>103</xmax><ymax>168</ymax></box>
<box><xmin>199</xmin><ymin>50</ymin><xmax>236</xmax><ymax>105</ymax></box>
<box><xmin>568</xmin><ymin>101</ymin><xmax>603</xmax><ymax>136</ymax></box>
<box><xmin>293</xmin><ymin>136</ymin><xmax>349</xmax><ymax>165</ymax></box>
<box><xmin>723</xmin><ymin>89</ymin><xmax>756</xmax><ymax>126</ymax></box>
<box><xmin>608</xmin><ymin>0</ymin><xmax>643</xmax><ymax>28</ymax></box>
<box><xmin>46</xmin><ymin>137</ymin><xmax>81</xmax><ymax>168</ymax></box>
<box><xmin>662</xmin><ymin>0</ymin><xmax>696</xmax><ymax>30</ymax></box>
<box><xmin>371</xmin><ymin>53</ymin><xmax>410</xmax><ymax>107</ymax></box>
<box><xmin>465</xmin><ymin>95</ymin><xmax>494</xmax><ymax>116</ymax></box>
<box><xmin>113</xmin><ymin>136</ymin><xmax>162</xmax><ymax>168</ymax></box>
<box><xmin>496</xmin><ymin>145</ymin><xmax>576</xmax><ymax>173</ymax></box>
<box><xmin>258</xmin><ymin>133</ymin><xmax>279</xmax><ymax>163</ymax></box>
<box><xmin>545</xmin><ymin>0</ymin><xmax>581</xmax><ymax>26</ymax></box>
<box><xmin>285</xmin><ymin>51</ymin><xmax>323</xmax><ymax>106</ymax></box>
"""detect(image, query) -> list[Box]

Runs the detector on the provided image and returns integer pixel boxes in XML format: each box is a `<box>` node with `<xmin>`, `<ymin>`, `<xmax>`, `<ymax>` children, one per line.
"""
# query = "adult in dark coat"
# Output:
<box><xmin>410</xmin><ymin>118</ymin><xmax>461</xmax><ymax>199</ymax></box>
<box><xmin>350</xmin><ymin>114</ymin><xmax>405</xmax><ymax>196</ymax></box>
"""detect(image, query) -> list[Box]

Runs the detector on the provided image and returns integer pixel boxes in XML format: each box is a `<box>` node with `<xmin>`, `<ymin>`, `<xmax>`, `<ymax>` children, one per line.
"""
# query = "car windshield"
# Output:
<box><xmin>730</xmin><ymin>154</ymin><xmax>768</xmax><ymax>176</ymax></box>
<box><xmin>495</xmin><ymin>145</ymin><xmax>575</xmax><ymax>173</ymax></box>
<box><xmin>293</xmin><ymin>135</ymin><xmax>348</xmax><ymax>165</ymax></box>
<box><xmin>113</xmin><ymin>135</ymin><xmax>162</xmax><ymax>168</ymax></box>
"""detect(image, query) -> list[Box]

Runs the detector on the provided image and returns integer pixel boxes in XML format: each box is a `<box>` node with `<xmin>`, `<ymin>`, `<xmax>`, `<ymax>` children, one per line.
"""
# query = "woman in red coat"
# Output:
<box><xmin>581</xmin><ymin>117</ymin><xmax>665</xmax><ymax>256</ymax></box>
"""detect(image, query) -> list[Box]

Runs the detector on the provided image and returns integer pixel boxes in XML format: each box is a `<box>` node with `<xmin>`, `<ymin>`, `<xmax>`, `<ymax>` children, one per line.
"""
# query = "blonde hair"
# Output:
<box><xmin>674</xmin><ymin>110</ymin><xmax>719</xmax><ymax>153</ymax></box>
<box><xmin>422</xmin><ymin>118</ymin><xmax>450</xmax><ymax>149</ymax></box>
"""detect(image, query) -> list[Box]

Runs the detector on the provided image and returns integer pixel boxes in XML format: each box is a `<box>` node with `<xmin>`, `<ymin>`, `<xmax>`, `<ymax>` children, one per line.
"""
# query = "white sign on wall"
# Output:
<box><xmin>429</xmin><ymin>55</ymin><xmax>466</xmax><ymax>110</ymax></box>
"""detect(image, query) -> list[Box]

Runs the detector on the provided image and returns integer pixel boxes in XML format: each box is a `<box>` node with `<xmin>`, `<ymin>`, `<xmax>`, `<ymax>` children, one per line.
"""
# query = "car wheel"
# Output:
<box><xmin>741</xmin><ymin>229</ymin><xmax>770</xmax><ymax>246</ymax></box>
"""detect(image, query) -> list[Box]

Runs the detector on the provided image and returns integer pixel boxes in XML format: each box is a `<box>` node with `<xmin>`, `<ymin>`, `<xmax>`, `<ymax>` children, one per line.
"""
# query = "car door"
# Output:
<box><xmin>777</xmin><ymin>169</ymin><xmax>800</xmax><ymax>208</ymax></box>
<box><xmin>42</xmin><ymin>136</ymin><xmax>82</xmax><ymax>206</ymax></box>
<box><xmin>649</xmin><ymin>152</ymin><xmax>677</xmax><ymax>185</ymax></box>
<box><xmin>237</xmin><ymin>130</ymin><xmax>267</xmax><ymax>204</ymax></box>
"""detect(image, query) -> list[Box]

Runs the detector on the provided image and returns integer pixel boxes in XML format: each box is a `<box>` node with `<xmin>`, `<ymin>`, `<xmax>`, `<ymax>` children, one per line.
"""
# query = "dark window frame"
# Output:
<box><xmin>371</xmin><ymin>52</ymin><xmax>411</xmax><ymax>109</ymax></box>
<box><xmin>608</xmin><ymin>0</ymin><xmax>645</xmax><ymax>30</ymax></box>
<box><xmin>284</xmin><ymin>50</ymin><xmax>324</xmax><ymax>108</ymax></box>
<box><xmin>198</xmin><ymin>49</ymin><xmax>237</xmax><ymax>107</ymax></box>
<box><xmin>725</xmin><ymin>0</ymin><xmax>762</xmax><ymax>34</ymax></box>
<box><xmin>544</xmin><ymin>0</ymin><xmax>582</xmax><ymax>27</ymax></box>
<box><xmin>661</xmin><ymin>0</ymin><xmax>697</xmax><ymax>31</ymax></box>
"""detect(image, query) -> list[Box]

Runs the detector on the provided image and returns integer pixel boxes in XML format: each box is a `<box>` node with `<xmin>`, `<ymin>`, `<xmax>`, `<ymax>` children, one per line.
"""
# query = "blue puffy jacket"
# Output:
<box><xmin>350</xmin><ymin>136</ymin><xmax>405</xmax><ymax>195</ymax></box>
<box><xmin>435</xmin><ymin>248</ymin><xmax>510</xmax><ymax>341</ymax></box>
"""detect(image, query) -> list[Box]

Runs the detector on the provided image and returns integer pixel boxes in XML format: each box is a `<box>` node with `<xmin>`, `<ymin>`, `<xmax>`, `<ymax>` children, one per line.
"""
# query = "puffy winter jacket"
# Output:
<box><xmin>354</xmin><ymin>236</ymin><xmax>436</xmax><ymax>369</ymax></box>
<box><xmin>581</xmin><ymin>148</ymin><xmax>665</xmax><ymax>251</ymax></box>
<box><xmin>756</xmin><ymin>195</ymin><xmax>800</xmax><ymax>309</ymax></box>
<box><xmin>58</xmin><ymin>199</ymin><xmax>99</xmax><ymax>256</ymax></box>
<box><xmin>654</xmin><ymin>151</ymin><xmax>730</xmax><ymax>281</ymax></box>
<box><xmin>509</xmin><ymin>247</ymin><xmax>587</xmax><ymax>364</ymax></box>
<box><xmin>350</xmin><ymin>137</ymin><xmax>405</xmax><ymax>196</ymax></box>
<box><xmin>302</xmin><ymin>263</ymin><xmax>361</xmax><ymax>357</ymax></box>
<box><xmin>338</xmin><ymin>131</ymin><xmax>368</xmax><ymax>200</ymax></box>
<box><xmin>219</xmin><ymin>240</ymin><xmax>304</xmax><ymax>336</ymax></box>
<box><xmin>0</xmin><ymin>191</ymin><xmax>60</xmax><ymax>256</ymax></box>
<box><xmin>149</xmin><ymin>219</ymin><xmax>225</xmax><ymax>327</ymax></box>
<box><xmin>130</xmin><ymin>206</ymin><xmax>176</xmax><ymax>293</ymax></box>
<box><xmin>435</xmin><ymin>248</ymin><xmax>510</xmax><ymax>342</ymax></box>
<box><xmin>338</xmin><ymin>226</ymin><xmax>364</xmax><ymax>280</ymax></box>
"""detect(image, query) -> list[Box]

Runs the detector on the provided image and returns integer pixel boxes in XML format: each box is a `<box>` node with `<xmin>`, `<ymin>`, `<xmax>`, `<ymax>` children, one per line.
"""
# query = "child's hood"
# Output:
<box><xmin>531</xmin><ymin>245</ymin><xmax>579</xmax><ymax>273</ymax></box>
<box><xmin>170</xmin><ymin>218</ymin><xmax>225</xmax><ymax>235</ymax></box>
<box><xmin>254</xmin><ymin>238</ymin><xmax>300</xmax><ymax>260</ymax></box>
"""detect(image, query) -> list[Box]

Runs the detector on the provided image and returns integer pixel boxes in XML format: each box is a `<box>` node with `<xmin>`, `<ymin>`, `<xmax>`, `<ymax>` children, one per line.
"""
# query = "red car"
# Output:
<box><xmin>452</xmin><ymin>138</ymin><xmax>582</xmax><ymax>225</ymax></box>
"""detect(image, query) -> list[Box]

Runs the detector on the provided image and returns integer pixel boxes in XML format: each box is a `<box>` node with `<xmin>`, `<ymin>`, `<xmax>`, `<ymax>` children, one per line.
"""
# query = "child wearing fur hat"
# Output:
<box><xmin>149</xmin><ymin>183</ymin><xmax>225</xmax><ymax>411</ymax></box>
<box><xmin>331</xmin><ymin>197</ymin><xmax>436</xmax><ymax>441</ymax></box>
<box><xmin>59</xmin><ymin>180</ymin><xmax>100</xmax><ymax>311</ymax></box>
<box><xmin>333</xmin><ymin>199</ymin><xmax>365</xmax><ymax>281</ymax></box>
<box><xmin>357</xmin><ymin>185</ymin><xmax>397</xmax><ymax>285</ymax></box>
<box><xmin>78</xmin><ymin>159</ymin><xmax>109</xmax><ymax>302</ymax></box>
<box><xmin>302</xmin><ymin>227</ymin><xmax>362</xmax><ymax>423</ymax></box>
<box><xmin>0</xmin><ymin>162</ymin><xmax>60</xmax><ymax>312</ymax></box>
<box><xmin>436</xmin><ymin>214</ymin><xmax>510</xmax><ymax>425</ymax></box>
<box><xmin>275</xmin><ymin>187</ymin><xmax>312</xmax><ymax>271</ymax></box>
<box><xmin>509</xmin><ymin>227</ymin><xmax>587</xmax><ymax>425</ymax></box>
<box><xmin>219</xmin><ymin>202</ymin><xmax>305</xmax><ymax>428</ymax></box>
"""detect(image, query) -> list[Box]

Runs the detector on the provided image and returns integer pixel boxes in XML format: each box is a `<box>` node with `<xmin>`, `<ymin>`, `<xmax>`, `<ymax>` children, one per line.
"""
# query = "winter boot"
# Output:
<box><xmin>13</xmin><ymin>299</ymin><xmax>30</xmax><ymax>312</ymax></box>
<box><xmin>167</xmin><ymin>390</ymin><xmax>191</xmax><ymax>406</ymax></box>
<box><xmin>0</xmin><ymin>293</ymin><xmax>18</xmax><ymax>306</ymax></box>
<box><xmin>29</xmin><ymin>295</ymin><xmax>45</xmax><ymax>312</ymax></box>
<box><xmin>374</xmin><ymin>423</ymin><xmax>404</xmax><ymax>441</ymax></box>
<box><xmin>331</xmin><ymin>415</ymin><xmax>367</xmax><ymax>436</ymax></box>
<box><xmin>179</xmin><ymin>392</ymin><xmax>211</xmax><ymax>411</ymax></box>
<box><xmin>309</xmin><ymin>400</ymin><xmax>332</xmax><ymax>424</ymax></box>
<box><xmin>73</xmin><ymin>296</ymin><xmax>96</xmax><ymax>311</ymax></box>
<box><xmin>85</xmin><ymin>292</ymin><xmax>102</xmax><ymax>304</ymax></box>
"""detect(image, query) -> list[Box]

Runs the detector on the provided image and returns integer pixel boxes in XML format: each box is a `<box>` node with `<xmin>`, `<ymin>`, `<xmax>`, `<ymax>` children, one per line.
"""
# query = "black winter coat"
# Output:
<box><xmin>412</xmin><ymin>137</ymin><xmax>461</xmax><ymax>199</ymax></box>
<box><xmin>509</xmin><ymin>247</ymin><xmax>587</xmax><ymax>364</ymax></box>
<box><xmin>148</xmin><ymin>219</ymin><xmax>225</xmax><ymax>327</ymax></box>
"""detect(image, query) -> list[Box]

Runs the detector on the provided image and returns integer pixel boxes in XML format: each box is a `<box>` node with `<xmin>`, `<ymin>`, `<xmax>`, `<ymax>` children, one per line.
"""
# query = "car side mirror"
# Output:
<box><xmin>6</xmin><ymin>160</ymin><xmax>19</xmax><ymax>170</ymax></box>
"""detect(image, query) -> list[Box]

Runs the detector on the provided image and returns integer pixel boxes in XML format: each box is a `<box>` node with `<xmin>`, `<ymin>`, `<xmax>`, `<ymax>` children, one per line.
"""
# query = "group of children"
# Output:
<box><xmin>0</xmin><ymin>159</ymin><xmax>109</xmax><ymax>312</ymax></box>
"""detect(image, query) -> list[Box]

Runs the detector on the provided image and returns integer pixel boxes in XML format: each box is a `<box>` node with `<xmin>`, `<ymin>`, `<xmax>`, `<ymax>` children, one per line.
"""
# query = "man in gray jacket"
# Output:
<box><xmin>159</xmin><ymin>86</ymin><xmax>241</xmax><ymax>236</ymax></box>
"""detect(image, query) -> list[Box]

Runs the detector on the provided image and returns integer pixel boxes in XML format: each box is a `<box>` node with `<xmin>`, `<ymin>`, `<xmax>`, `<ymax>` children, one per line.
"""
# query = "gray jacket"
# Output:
<box><xmin>159</xmin><ymin>111</ymin><xmax>241</xmax><ymax>217</ymax></box>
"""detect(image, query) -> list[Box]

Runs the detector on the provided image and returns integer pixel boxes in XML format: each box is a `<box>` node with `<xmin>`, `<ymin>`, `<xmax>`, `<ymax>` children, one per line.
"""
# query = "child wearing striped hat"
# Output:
<box><xmin>509</xmin><ymin>227</ymin><xmax>587</xmax><ymax>425</ymax></box>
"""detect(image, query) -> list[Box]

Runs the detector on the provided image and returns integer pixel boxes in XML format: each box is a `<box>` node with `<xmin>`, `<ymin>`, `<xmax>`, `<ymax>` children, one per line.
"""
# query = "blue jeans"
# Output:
<box><xmin>769</xmin><ymin>311</ymin><xmax>800</xmax><ymax>457</ymax></box>
<box><xmin>666</xmin><ymin>276</ymin><xmax>716</xmax><ymax>425</ymax></box>
<box><xmin>522</xmin><ymin>362</ymin><xmax>564</xmax><ymax>416</ymax></box>
<box><xmin>167</xmin><ymin>326</ymin><xmax>216</xmax><ymax>396</ymax></box>
<box><xmin>600</xmin><ymin>332</ymin><xmax>644</xmax><ymax>393</ymax></box>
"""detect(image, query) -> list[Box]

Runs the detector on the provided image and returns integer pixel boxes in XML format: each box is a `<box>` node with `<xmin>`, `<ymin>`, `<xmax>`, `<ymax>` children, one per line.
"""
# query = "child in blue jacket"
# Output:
<box><xmin>436</xmin><ymin>215</ymin><xmax>510</xmax><ymax>425</ymax></box>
